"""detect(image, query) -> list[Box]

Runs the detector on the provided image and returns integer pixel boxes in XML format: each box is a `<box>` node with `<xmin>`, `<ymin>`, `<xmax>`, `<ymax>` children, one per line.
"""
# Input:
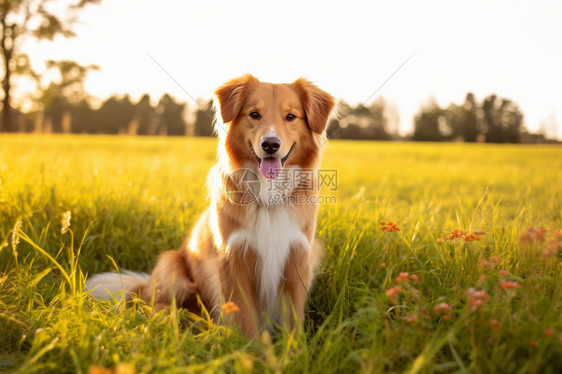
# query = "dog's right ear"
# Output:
<box><xmin>215</xmin><ymin>75</ymin><xmax>258</xmax><ymax>124</ymax></box>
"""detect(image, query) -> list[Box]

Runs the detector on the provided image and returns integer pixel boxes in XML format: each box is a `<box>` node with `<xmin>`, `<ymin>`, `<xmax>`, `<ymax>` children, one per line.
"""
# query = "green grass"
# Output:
<box><xmin>1</xmin><ymin>135</ymin><xmax>561</xmax><ymax>373</ymax></box>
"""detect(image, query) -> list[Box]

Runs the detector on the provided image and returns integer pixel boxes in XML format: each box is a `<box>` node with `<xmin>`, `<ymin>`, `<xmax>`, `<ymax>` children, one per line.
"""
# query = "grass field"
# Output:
<box><xmin>1</xmin><ymin>135</ymin><xmax>562</xmax><ymax>373</ymax></box>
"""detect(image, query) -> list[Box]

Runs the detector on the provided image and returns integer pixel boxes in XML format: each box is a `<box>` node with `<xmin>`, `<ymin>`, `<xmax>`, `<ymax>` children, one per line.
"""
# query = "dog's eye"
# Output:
<box><xmin>286</xmin><ymin>113</ymin><xmax>297</xmax><ymax>121</ymax></box>
<box><xmin>250</xmin><ymin>112</ymin><xmax>261</xmax><ymax>120</ymax></box>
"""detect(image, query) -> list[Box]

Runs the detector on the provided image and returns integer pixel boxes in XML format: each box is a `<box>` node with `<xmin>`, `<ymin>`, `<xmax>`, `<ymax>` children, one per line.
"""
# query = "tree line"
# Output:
<box><xmin>413</xmin><ymin>93</ymin><xmax>526</xmax><ymax>143</ymax></box>
<box><xmin>0</xmin><ymin>85</ymin><xmax>550</xmax><ymax>144</ymax></box>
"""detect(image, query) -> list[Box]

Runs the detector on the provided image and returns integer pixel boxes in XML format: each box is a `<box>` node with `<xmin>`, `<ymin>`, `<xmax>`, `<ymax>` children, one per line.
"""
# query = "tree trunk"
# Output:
<box><xmin>2</xmin><ymin>60</ymin><xmax>12</xmax><ymax>133</ymax></box>
<box><xmin>1</xmin><ymin>12</ymin><xmax>13</xmax><ymax>133</ymax></box>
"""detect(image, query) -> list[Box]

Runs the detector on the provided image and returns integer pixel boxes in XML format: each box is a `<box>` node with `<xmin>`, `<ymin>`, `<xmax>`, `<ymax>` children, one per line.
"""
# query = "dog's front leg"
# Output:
<box><xmin>221</xmin><ymin>250</ymin><xmax>260</xmax><ymax>338</ymax></box>
<box><xmin>281</xmin><ymin>241</ymin><xmax>322</xmax><ymax>331</ymax></box>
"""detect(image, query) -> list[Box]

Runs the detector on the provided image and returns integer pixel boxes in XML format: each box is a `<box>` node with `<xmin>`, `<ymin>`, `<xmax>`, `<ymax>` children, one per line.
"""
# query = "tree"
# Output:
<box><xmin>193</xmin><ymin>99</ymin><xmax>214</xmax><ymax>137</ymax></box>
<box><xmin>38</xmin><ymin>60</ymin><xmax>99</xmax><ymax>132</ymax></box>
<box><xmin>69</xmin><ymin>98</ymin><xmax>95</xmax><ymax>134</ymax></box>
<box><xmin>413</xmin><ymin>98</ymin><xmax>446</xmax><ymax>141</ymax></box>
<box><xmin>482</xmin><ymin>94</ymin><xmax>524</xmax><ymax>143</ymax></box>
<box><xmin>157</xmin><ymin>94</ymin><xmax>187</xmax><ymax>136</ymax></box>
<box><xmin>96</xmin><ymin>95</ymin><xmax>134</xmax><ymax>134</ymax></box>
<box><xmin>442</xmin><ymin>93</ymin><xmax>481</xmax><ymax>142</ymax></box>
<box><xmin>462</xmin><ymin>93</ymin><xmax>479</xmax><ymax>142</ymax></box>
<box><xmin>134</xmin><ymin>94</ymin><xmax>156</xmax><ymax>135</ymax></box>
<box><xmin>1</xmin><ymin>0</ymin><xmax>99</xmax><ymax>132</ymax></box>
<box><xmin>328</xmin><ymin>98</ymin><xmax>392</xmax><ymax>140</ymax></box>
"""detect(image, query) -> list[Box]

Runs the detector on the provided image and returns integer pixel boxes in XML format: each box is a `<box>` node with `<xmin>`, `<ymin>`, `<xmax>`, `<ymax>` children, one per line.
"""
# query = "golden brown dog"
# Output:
<box><xmin>86</xmin><ymin>75</ymin><xmax>335</xmax><ymax>338</ymax></box>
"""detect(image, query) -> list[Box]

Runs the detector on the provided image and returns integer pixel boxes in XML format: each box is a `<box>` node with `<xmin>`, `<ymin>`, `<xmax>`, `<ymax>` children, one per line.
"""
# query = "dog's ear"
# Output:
<box><xmin>292</xmin><ymin>78</ymin><xmax>335</xmax><ymax>134</ymax></box>
<box><xmin>215</xmin><ymin>75</ymin><xmax>258</xmax><ymax>124</ymax></box>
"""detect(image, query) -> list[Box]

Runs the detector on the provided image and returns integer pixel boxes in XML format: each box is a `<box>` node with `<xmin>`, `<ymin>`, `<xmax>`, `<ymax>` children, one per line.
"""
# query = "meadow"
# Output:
<box><xmin>1</xmin><ymin>135</ymin><xmax>561</xmax><ymax>373</ymax></box>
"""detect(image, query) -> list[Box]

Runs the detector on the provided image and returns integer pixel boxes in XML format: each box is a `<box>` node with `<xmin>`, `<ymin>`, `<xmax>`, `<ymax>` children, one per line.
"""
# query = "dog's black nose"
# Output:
<box><xmin>261</xmin><ymin>137</ymin><xmax>281</xmax><ymax>155</ymax></box>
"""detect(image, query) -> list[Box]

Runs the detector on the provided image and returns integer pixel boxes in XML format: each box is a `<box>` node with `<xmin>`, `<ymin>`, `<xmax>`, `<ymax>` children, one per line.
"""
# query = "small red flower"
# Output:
<box><xmin>405</xmin><ymin>314</ymin><xmax>419</xmax><ymax>323</ymax></box>
<box><xmin>433</xmin><ymin>302</ymin><xmax>452</xmax><ymax>313</ymax></box>
<box><xmin>446</xmin><ymin>229</ymin><xmax>481</xmax><ymax>242</ymax></box>
<box><xmin>467</xmin><ymin>288</ymin><xmax>489</xmax><ymax>311</ymax></box>
<box><xmin>385</xmin><ymin>286</ymin><xmax>402</xmax><ymax>303</ymax></box>
<box><xmin>545</xmin><ymin>328</ymin><xmax>554</xmax><ymax>337</ymax></box>
<box><xmin>520</xmin><ymin>227</ymin><xmax>545</xmax><ymax>243</ymax></box>
<box><xmin>480</xmin><ymin>259</ymin><xmax>491</xmax><ymax>270</ymax></box>
<box><xmin>499</xmin><ymin>281</ymin><xmax>521</xmax><ymax>290</ymax></box>
<box><xmin>446</xmin><ymin>229</ymin><xmax>467</xmax><ymax>240</ymax></box>
<box><xmin>464</xmin><ymin>234</ymin><xmax>481</xmax><ymax>242</ymax></box>
<box><xmin>380</xmin><ymin>221</ymin><xmax>401</xmax><ymax>232</ymax></box>
<box><xmin>409</xmin><ymin>274</ymin><xmax>419</xmax><ymax>282</ymax></box>
<box><xmin>396</xmin><ymin>272</ymin><xmax>410</xmax><ymax>283</ymax></box>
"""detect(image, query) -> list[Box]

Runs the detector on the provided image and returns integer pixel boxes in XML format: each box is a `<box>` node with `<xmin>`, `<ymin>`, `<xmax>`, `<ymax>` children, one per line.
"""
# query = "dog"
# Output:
<box><xmin>85</xmin><ymin>75</ymin><xmax>335</xmax><ymax>338</ymax></box>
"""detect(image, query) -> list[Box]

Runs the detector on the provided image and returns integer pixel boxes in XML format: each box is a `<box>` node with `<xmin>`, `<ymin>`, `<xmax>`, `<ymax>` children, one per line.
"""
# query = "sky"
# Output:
<box><xmin>20</xmin><ymin>0</ymin><xmax>562</xmax><ymax>138</ymax></box>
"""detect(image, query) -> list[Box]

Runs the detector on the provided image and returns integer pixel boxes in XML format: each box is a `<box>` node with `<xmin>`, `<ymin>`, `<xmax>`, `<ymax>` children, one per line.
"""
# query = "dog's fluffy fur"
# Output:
<box><xmin>85</xmin><ymin>75</ymin><xmax>335</xmax><ymax>337</ymax></box>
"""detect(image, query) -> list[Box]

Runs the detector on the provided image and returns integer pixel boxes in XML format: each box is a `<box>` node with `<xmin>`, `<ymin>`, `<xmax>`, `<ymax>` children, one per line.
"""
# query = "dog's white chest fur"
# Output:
<box><xmin>227</xmin><ymin>205</ymin><xmax>309</xmax><ymax>318</ymax></box>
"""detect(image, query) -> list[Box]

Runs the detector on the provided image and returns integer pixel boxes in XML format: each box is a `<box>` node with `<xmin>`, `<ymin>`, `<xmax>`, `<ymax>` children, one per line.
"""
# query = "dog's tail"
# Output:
<box><xmin>85</xmin><ymin>270</ymin><xmax>150</xmax><ymax>300</ymax></box>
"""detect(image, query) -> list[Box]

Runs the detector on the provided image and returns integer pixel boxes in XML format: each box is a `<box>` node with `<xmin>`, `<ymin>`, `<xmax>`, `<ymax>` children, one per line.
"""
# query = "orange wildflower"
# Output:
<box><xmin>433</xmin><ymin>302</ymin><xmax>452</xmax><ymax>313</ymax></box>
<box><xmin>520</xmin><ymin>226</ymin><xmax>545</xmax><ymax>243</ymax></box>
<box><xmin>405</xmin><ymin>314</ymin><xmax>419</xmax><ymax>323</ymax></box>
<box><xmin>499</xmin><ymin>281</ymin><xmax>521</xmax><ymax>290</ymax></box>
<box><xmin>446</xmin><ymin>229</ymin><xmax>481</xmax><ymax>242</ymax></box>
<box><xmin>446</xmin><ymin>229</ymin><xmax>466</xmax><ymax>240</ymax></box>
<box><xmin>380</xmin><ymin>221</ymin><xmax>401</xmax><ymax>232</ymax></box>
<box><xmin>554</xmin><ymin>229</ymin><xmax>562</xmax><ymax>240</ymax></box>
<box><xmin>385</xmin><ymin>286</ymin><xmax>402</xmax><ymax>303</ymax></box>
<box><xmin>545</xmin><ymin>328</ymin><xmax>554</xmax><ymax>337</ymax></box>
<box><xmin>480</xmin><ymin>259</ymin><xmax>491</xmax><ymax>270</ymax></box>
<box><xmin>489</xmin><ymin>256</ymin><xmax>502</xmax><ymax>264</ymax></box>
<box><xmin>396</xmin><ymin>272</ymin><xmax>410</xmax><ymax>283</ymax></box>
<box><xmin>222</xmin><ymin>301</ymin><xmax>240</xmax><ymax>314</ymax></box>
<box><xmin>467</xmin><ymin>288</ymin><xmax>489</xmax><ymax>311</ymax></box>
<box><xmin>409</xmin><ymin>274</ymin><xmax>419</xmax><ymax>282</ymax></box>
<box><xmin>464</xmin><ymin>234</ymin><xmax>481</xmax><ymax>242</ymax></box>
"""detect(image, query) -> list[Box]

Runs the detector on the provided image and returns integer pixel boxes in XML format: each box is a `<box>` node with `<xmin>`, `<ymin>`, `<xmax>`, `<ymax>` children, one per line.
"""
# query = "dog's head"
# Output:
<box><xmin>214</xmin><ymin>75</ymin><xmax>335</xmax><ymax>178</ymax></box>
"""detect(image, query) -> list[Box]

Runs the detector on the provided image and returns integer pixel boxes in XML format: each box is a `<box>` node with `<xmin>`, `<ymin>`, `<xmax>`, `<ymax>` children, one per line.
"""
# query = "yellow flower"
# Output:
<box><xmin>11</xmin><ymin>220</ymin><xmax>22</xmax><ymax>249</ymax></box>
<box><xmin>61</xmin><ymin>211</ymin><xmax>71</xmax><ymax>234</ymax></box>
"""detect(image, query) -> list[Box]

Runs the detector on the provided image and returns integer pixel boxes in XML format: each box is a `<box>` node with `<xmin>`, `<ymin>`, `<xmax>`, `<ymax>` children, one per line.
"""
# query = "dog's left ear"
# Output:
<box><xmin>292</xmin><ymin>78</ymin><xmax>335</xmax><ymax>134</ymax></box>
<box><xmin>215</xmin><ymin>74</ymin><xmax>259</xmax><ymax>124</ymax></box>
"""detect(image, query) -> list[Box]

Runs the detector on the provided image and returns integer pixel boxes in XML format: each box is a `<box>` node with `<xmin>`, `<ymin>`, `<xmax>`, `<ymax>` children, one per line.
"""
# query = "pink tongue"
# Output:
<box><xmin>260</xmin><ymin>158</ymin><xmax>282</xmax><ymax>179</ymax></box>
